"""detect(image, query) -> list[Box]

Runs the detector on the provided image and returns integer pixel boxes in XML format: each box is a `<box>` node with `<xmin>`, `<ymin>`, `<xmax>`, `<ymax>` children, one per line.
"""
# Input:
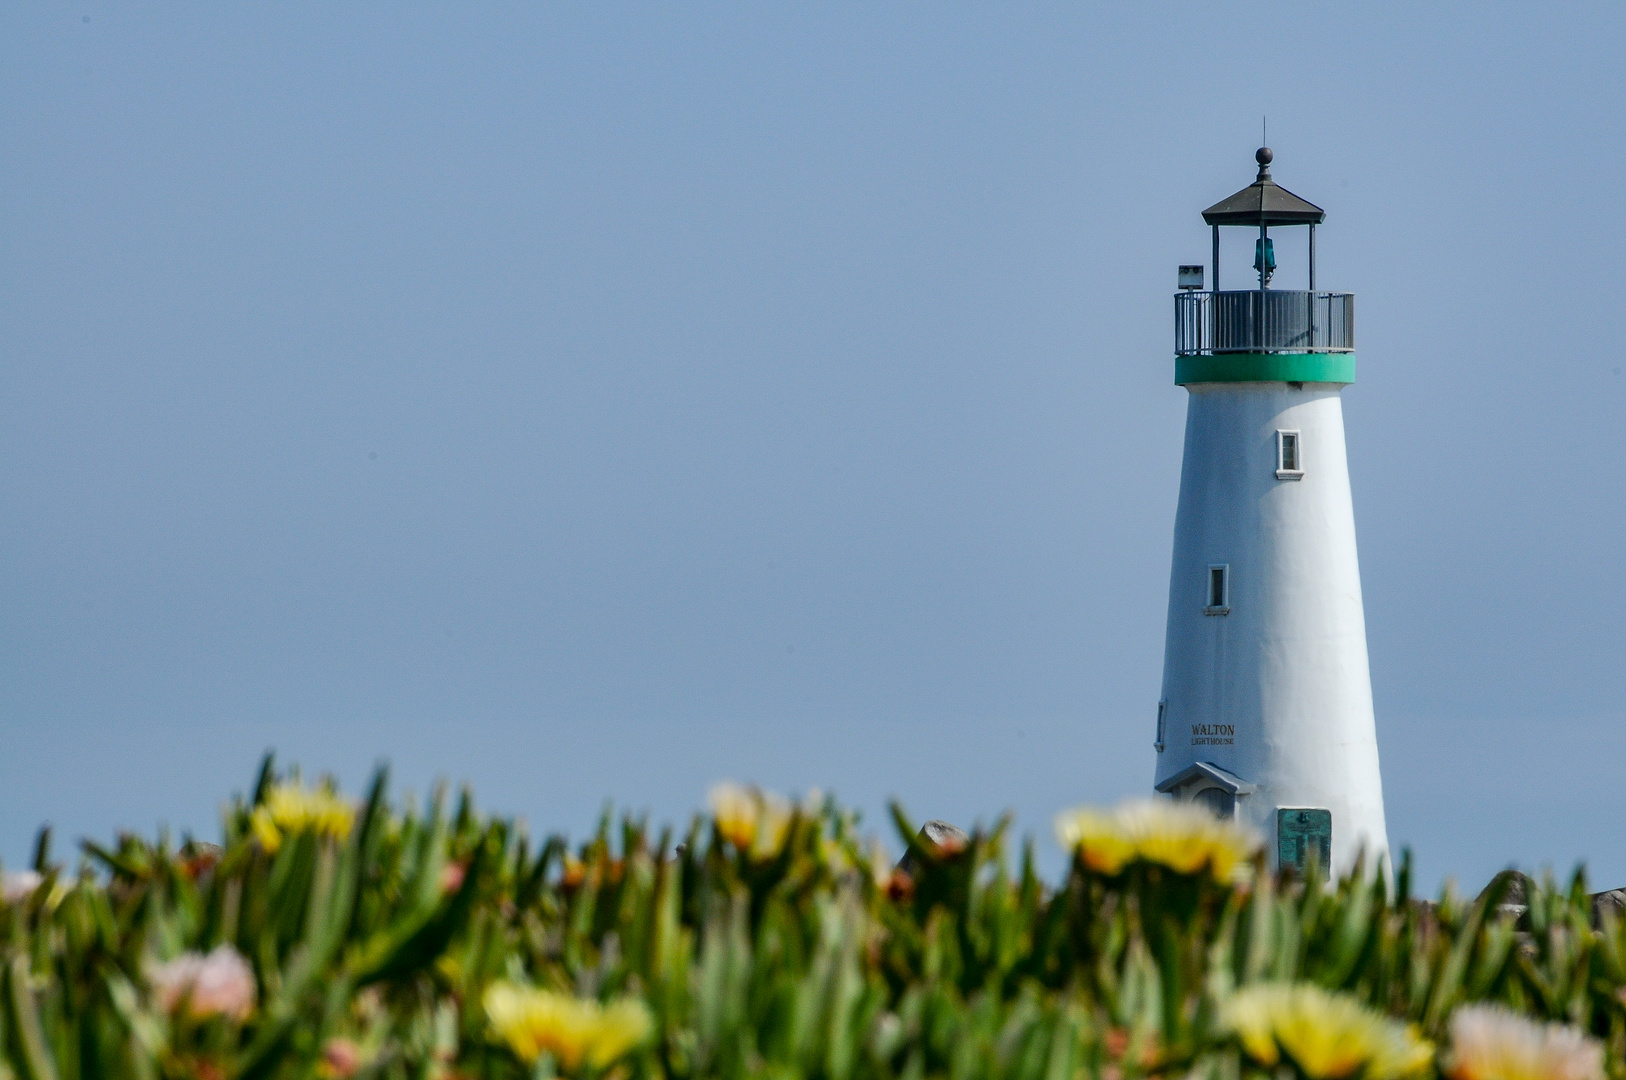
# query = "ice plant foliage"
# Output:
<box><xmin>148</xmin><ymin>945</ymin><xmax>257</xmax><ymax>1021</ymax></box>
<box><xmin>1226</xmin><ymin>983</ymin><xmax>1434</xmax><ymax>1080</ymax></box>
<box><xmin>249</xmin><ymin>780</ymin><xmax>355</xmax><ymax>853</ymax></box>
<box><xmin>708</xmin><ymin>781</ymin><xmax>794</xmax><ymax>860</ymax></box>
<box><xmin>1055</xmin><ymin>798</ymin><xmax>1260</xmax><ymax>879</ymax></box>
<box><xmin>2</xmin><ymin>760</ymin><xmax>1624</xmax><ymax>1079</ymax></box>
<box><xmin>1446</xmin><ymin>1006</ymin><xmax>1605</xmax><ymax>1080</ymax></box>
<box><xmin>484</xmin><ymin>983</ymin><xmax>652</xmax><ymax>1071</ymax></box>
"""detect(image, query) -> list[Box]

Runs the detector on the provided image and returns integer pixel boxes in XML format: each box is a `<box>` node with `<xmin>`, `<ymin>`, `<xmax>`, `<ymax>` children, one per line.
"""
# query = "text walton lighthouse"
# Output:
<box><xmin>1152</xmin><ymin>147</ymin><xmax>1389</xmax><ymax>875</ymax></box>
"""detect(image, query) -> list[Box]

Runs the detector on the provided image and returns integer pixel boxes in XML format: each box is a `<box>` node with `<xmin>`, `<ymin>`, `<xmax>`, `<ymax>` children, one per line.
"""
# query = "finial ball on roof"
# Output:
<box><xmin>1256</xmin><ymin>147</ymin><xmax>1273</xmax><ymax>165</ymax></box>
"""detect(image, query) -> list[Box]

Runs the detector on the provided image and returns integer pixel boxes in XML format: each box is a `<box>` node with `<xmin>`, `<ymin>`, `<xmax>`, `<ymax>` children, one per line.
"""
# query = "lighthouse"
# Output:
<box><xmin>1152</xmin><ymin>148</ymin><xmax>1389</xmax><ymax>875</ymax></box>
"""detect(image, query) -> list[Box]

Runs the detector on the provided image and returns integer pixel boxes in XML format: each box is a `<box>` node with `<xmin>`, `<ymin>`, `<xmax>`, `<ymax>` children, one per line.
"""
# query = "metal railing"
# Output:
<box><xmin>1174</xmin><ymin>290</ymin><xmax>1354</xmax><ymax>355</ymax></box>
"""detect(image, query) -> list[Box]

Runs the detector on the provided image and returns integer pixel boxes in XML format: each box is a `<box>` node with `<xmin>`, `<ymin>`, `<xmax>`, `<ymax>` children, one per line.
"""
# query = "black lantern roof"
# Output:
<box><xmin>1201</xmin><ymin>148</ymin><xmax>1325</xmax><ymax>227</ymax></box>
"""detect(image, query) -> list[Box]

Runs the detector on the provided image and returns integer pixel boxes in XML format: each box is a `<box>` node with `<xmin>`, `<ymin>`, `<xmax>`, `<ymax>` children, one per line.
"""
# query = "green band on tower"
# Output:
<box><xmin>1177</xmin><ymin>352</ymin><xmax>1352</xmax><ymax>385</ymax></box>
<box><xmin>1175</xmin><ymin>352</ymin><xmax>1355</xmax><ymax>385</ymax></box>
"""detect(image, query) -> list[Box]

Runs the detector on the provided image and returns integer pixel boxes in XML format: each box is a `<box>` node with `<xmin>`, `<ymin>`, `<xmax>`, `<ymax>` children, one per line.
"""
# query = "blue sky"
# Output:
<box><xmin>3</xmin><ymin>4</ymin><xmax>1623</xmax><ymax>893</ymax></box>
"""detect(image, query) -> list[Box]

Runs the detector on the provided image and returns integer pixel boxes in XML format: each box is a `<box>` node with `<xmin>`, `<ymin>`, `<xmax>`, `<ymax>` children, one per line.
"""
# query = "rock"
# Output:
<box><xmin>1474</xmin><ymin>871</ymin><xmax>1626</xmax><ymax>929</ymax></box>
<box><xmin>1475</xmin><ymin>868</ymin><xmax>1530</xmax><ymax>905</ymax></box>
<box><xmin>896</xmin><ymin>820</ymin><xmax>969</xmax><ymax>876</ymax></box>
<box><xmin>1475</xmin><ymin>869</ymin><xmax>1532</xmax><ymax>926</ymax></box>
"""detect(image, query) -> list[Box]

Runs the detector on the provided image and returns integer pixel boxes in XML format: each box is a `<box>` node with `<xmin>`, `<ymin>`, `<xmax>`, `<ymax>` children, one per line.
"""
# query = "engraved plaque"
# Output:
<box><xmin>1277</xmin><ymin>808</ymin><xmax>1331</xmax><ymax>872</ymax></box>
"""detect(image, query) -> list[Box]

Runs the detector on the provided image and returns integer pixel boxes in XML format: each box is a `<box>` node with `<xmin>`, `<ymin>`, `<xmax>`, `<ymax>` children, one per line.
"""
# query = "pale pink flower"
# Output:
<box><xmin>320</xmin><ymin>1037</ymin><xmax>364</xmax><ymax>1078</ymax></box>
<box><xmin>150</xmin><ymin>945</ymin><xmax>257</xmax><ymax>1021</ymax></box>
<box><xmin>1447</xmin><ymin>1005</ymin><xmax>1604</xmax><ymax>1080</ymax></box>
<box><xmin>1</xmin><ymin>870</ymin><xmax>44</xmax><ymax>903</ymax></box>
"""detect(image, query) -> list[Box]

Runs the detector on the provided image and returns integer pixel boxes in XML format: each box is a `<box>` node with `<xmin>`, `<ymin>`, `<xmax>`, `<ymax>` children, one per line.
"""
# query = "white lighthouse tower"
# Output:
<box><xmin>1152</xmin><ymin>148</ymin><xmax>1389</xmax><ymax>875</ymax></box>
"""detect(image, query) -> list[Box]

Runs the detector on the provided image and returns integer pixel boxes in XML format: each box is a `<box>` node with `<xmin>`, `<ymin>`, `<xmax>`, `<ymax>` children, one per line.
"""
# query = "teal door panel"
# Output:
<box><xmin>1277</xmin><ymin>808</ymin><xmax>1331</xmax><ymax>871</ymax></box>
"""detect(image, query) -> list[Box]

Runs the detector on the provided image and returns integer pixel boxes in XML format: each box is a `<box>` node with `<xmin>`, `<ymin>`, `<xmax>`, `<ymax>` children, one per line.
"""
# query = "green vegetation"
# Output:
<box><xmin>1</xmin><ymin>760</ymin><xmax>1621</xmax><ymax>1080</ymax></box>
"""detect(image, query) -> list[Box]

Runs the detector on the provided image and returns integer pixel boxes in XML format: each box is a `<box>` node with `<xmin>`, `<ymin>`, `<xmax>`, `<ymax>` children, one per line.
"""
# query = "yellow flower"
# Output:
<box><xmin>484</xmin><ymin>983</ymin><xmax>652</xmax><ymax>1071</ymax></box>
<box><xmin>708</xmin><ymin>782</ymin><xmax>793</xmax><ymax>860</ymax></box>
<box><xmin>249</xmin><ymin>783</ymin><xmax>355</xmax><ymax>854</ymax></box>
<box><xmin>1054</xmin><ymin>799</ymin><xmax>1259</xmax><ymax>881</ymax></box>
<box><xmin>1225</xmin><ymin>983</ymin><xmax>1434</xmax><ymax>1080</ymax></box>
<box><xmin>1054</xmin><ymin>808</ymin><xmax>1136</xmax><ymax>874</ymax></box>
<box><xmin>1446</xmin><ymin>1005</ymin><xmax>1603</xmax><ymax>1080</ymax></box>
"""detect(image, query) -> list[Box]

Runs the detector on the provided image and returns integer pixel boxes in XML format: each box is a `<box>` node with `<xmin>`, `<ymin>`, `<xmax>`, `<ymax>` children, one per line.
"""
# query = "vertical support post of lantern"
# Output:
<box><xmin>1308</xmin><ymin>223</ymin><xmax>1317</xmax><ymax>347</ymax></box>
<box><xmin>1212</xmin><ymin>225</ymin><xmax>1220</xmax><ymax>294</ymax></box>
<box><xmin>1308</xmin><ymin>223</ymin><xmax>1316</xmax><ymax>290</ymax></box>
<box><xmin>1257</xmin><ymin>221</ymin><xmax>1267</xmax><ymax>348</ymax></box>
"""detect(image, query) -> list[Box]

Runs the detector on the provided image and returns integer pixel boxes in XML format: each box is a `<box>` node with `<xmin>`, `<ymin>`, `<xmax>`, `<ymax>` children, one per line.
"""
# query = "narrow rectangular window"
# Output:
<box><xmin>1276</xmin><ymin>430</ymin><xmax>1303</xmax><ymax>479</ymax></box>
<box><xmin>1154</xmin><ymin>700</ymin><xmax>1167</xmax><ymax>752</ymax></box>
<box><xmin>1205</xmin><ymin>564</ymin><xmax>1229</xmax><ymax>613</ymax></box>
